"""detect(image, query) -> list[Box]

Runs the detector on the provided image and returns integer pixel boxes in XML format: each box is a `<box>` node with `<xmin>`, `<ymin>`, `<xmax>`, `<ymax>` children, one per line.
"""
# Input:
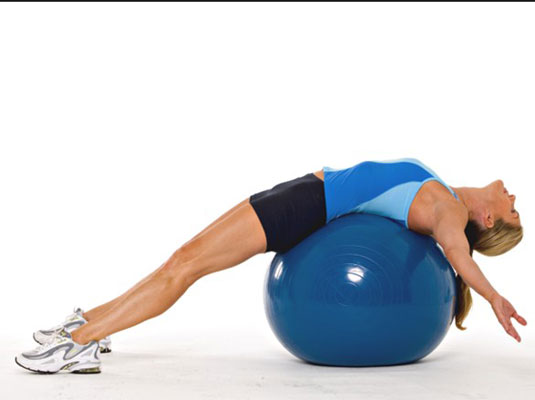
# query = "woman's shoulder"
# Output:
<box><xmin>431</xmin><ymin>197</ymin><xmax>469</xmax><ymax>232</ymax></box>
<box><xmin>409</xmin><ymin>181</ymin><xmax>466</xmax><ymax>234</ymax></box>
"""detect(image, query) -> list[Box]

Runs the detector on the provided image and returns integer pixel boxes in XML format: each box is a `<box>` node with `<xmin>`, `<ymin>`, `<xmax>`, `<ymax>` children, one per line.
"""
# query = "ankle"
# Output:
<box><xmin>71</xmin><ymin>328</ymin><xmax>91</xmax><ymax>346</ymax></box>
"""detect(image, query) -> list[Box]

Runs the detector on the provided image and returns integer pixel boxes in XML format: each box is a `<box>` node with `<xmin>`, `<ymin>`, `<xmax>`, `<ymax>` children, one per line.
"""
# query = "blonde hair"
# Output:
<box><xmin>455</xmin><ymin>219</ymin><xmax>523</xmax><ymax>330</ymax></box>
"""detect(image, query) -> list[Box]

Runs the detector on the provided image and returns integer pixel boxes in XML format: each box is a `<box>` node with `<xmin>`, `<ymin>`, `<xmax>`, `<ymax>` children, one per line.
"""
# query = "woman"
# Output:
<box><xmin>16</xmin><ymin>157</ymin><xmax>526</xmax><ymax>374</ymax></box>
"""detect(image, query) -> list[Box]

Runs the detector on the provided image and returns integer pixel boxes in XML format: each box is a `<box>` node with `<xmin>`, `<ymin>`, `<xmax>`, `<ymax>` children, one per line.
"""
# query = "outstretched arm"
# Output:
<box><xmin>432</xmin><ymin>204</ymin><xmax>527</xmax><ymax>342</ymax></box>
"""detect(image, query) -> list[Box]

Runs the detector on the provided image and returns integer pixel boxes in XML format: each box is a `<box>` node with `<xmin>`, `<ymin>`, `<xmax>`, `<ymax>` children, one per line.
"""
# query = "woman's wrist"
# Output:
<box><xmin>485</xmin><ymin>290</ymin><xmax>500</xmax><ymax>303</ymax></box>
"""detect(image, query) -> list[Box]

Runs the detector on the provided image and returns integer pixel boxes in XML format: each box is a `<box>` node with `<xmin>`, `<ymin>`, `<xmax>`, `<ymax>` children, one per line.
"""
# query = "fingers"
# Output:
<box><xmin>500</xmin><ymin>317</ymin><xmax>521</xmax><ymax>342</ymax></box>
<box><xmin>492</xmin><ymin>298</ymin><xmax>525</xmax><ymax>342</ymax></box>
<box><xmin>513</xmin><ymin>311</ymin><xmax>528</xmax><ymax>326</ymax></box>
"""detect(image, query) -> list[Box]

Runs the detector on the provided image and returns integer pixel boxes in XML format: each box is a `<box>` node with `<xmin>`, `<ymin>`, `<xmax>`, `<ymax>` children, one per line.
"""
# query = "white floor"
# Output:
<box><xmin>1</xmin><ymin>327</ymin><xmax>534</xmax><ymax>400</ymax></box>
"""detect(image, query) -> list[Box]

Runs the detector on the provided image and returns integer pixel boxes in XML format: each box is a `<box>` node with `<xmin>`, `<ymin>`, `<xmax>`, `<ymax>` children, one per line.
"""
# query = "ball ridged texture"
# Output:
<box><xmin>264</xmin><ymin>213</ymin><xmax>457</xmax><ymax>366</ymax></box>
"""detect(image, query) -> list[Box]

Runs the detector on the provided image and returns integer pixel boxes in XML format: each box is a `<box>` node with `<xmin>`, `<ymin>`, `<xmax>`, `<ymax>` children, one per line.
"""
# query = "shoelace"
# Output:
<box><xmin>33</xmin><ymin>340</ymin><xmax>56</xmax><ymax>353</ymax></box>
<box><xmin>45</xmin><ymin>324</ymin><xmax>64</xmax><ymax>333</ymax></box>
<box><xmin>64</xmin><ymin>307</ymin><xmax>87</xmax><ymax>325</ymax></box>
<box><xmin>32</xmin><ymin>332</ymin><xmax>68</xmax><ymax>353</ymax></box>
<box><xmin>64</xmin><ymin>310</ymin><xmax>83</xmax><ymax>322</ymax></box>
<box><xmin>41</xmin><ymin>311</ymin><xmax>84</xmax><ymax>337</ymax></box>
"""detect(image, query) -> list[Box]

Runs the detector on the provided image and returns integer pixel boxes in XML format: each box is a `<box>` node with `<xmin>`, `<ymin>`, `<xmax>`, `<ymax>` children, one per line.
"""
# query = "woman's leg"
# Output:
<box><xmin>82</xmin><ymin>199</ymin><xmax>251</xmax><ymax>322</ymax></box>
<box><xmin>71</xmin><ymin>197</ymin><xmax>267</xmax><ymax>344</ymax></box>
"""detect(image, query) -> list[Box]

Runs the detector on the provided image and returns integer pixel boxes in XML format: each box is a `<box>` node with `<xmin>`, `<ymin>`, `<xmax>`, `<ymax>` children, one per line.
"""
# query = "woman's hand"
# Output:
<box><xmin>489</xmin><ymin>293</ymin><xmax>527</xmax><ymax>342</ymax></box>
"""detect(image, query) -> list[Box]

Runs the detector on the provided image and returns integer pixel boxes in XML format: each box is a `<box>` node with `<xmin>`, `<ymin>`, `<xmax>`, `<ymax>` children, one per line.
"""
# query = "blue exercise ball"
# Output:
<box><xmin>264</xmin><ymin>213</ymin><xmax>457</xmax><ymax>367</ymax></box>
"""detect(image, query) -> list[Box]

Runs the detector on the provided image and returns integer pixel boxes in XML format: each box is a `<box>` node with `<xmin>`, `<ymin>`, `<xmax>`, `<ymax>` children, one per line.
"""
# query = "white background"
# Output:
<box><xmin>0</xmin><ymin>3</ymin><xmax>533</xmax><ymax>399</ymax></box>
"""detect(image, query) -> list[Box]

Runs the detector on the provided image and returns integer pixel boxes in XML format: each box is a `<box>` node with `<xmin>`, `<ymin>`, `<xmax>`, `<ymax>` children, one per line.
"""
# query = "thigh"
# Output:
<box><xmin>184</xmin><ymin>197</ymin><xmax>251</xmax><ymax>245</ymax></box>
<box><xmin>180</xmin><ymin>198</ymin><xmax>268</xmax><ymax>281</ymax></box>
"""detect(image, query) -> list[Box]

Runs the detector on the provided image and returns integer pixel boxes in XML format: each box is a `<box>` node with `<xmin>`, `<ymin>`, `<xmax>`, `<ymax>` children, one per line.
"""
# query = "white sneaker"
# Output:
<box><xmin>16</xmin><ymin>328</ymin><xmax>101</xmax><ymax>374</ymax></box>
<box><xmin>33</xmin><ymin>307</ymin><xmax>112</xmax><ymax>353</ymax></box>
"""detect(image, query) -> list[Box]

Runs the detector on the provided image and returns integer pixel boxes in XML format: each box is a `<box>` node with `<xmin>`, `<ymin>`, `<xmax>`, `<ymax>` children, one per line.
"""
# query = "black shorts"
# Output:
<box><xmin>249</xmin><ymin>172</ymin><xmax>327</xmax><ymax>253</ymax></box>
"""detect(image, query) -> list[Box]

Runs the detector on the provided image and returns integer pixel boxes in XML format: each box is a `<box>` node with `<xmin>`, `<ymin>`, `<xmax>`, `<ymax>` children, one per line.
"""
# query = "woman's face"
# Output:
<box><xmin>488</xmin><ymin>179</ymin><xmax>520</xmax><ymax>227</ymax></box>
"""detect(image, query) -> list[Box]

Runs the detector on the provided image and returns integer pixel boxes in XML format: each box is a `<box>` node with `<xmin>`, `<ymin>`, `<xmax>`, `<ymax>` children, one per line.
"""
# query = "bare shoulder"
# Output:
<box><xmin>434</xmin><ymin>198</ymin><xmax>468</xmax><ymax>221</ymax></box>
<box><xmin>429</xmin><ymin>200</ymin><xmax>469</xmax><ymax>246</ymax></box>
<box><xmin>408</xmin><ymin>180</ymin><xmax>467</xmax><ymax>235</ymax></box>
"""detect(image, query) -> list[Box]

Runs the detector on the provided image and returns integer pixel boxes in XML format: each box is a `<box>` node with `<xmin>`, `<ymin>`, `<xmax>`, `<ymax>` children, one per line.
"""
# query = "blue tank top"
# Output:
<box><xmin>322</xmin><ymin>158</ymin><xmax>459</xmax><ymax>228</ymax></box>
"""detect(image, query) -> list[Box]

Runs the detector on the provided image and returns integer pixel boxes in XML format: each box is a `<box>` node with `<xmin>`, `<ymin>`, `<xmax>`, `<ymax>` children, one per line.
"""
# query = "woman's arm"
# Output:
<box><xmin>432</xmin><ymin>203</ymin><xmax>527</xmax><ymax>342</ymax></box>
<box><xmin>440</xmin><ymin>240</ymin><xmax>498</xmax><ymax>302</ymax></box>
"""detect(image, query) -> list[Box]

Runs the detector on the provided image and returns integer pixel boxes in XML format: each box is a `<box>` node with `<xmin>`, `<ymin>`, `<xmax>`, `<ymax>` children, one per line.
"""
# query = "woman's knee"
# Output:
<box><xmin>161</xmin><ymin>243</ymin><xmax>204</xmax><ymax>285</ymax></box>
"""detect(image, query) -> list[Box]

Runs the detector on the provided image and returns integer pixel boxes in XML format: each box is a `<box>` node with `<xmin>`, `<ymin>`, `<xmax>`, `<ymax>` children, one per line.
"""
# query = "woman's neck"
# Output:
<box><xmin>451</xmin><ymin>186</ymin><xmax>486</xmax><ymax>222</ymax></box>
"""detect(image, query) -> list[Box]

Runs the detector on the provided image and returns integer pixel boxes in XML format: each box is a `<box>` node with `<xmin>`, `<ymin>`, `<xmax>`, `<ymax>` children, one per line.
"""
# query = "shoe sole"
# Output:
<box><xmin>15</xmin><ymin>357</ymin><xmax>101</xmax><ymax>374</ymax></box>
<box><xmin>33</xmin><ymin>333</ymin><xmax>112</xmax><ymax>354</ymax></box>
